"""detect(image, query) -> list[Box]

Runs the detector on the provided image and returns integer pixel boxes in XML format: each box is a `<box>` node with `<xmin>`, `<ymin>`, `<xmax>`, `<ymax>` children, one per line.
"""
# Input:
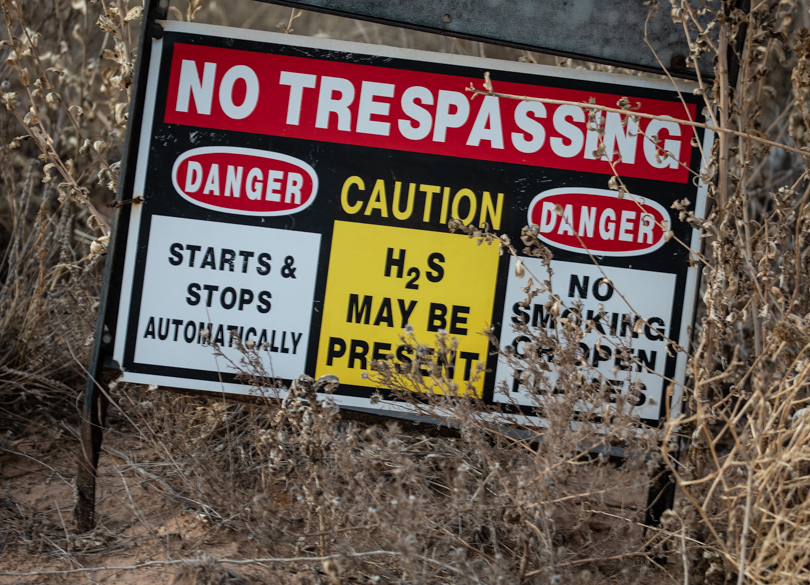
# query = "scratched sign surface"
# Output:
<box><xmin>109</xmin><ymin>22</ymin><xmax>711</xmax><ymax>426</ymax></box>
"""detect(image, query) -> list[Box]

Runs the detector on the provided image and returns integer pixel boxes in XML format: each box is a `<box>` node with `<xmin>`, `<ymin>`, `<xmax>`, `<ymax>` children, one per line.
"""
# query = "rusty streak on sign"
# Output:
<box><xmin>258</xmin><ymin>0</ymin><xmax>747</xmax><ymax>80</ymax></box>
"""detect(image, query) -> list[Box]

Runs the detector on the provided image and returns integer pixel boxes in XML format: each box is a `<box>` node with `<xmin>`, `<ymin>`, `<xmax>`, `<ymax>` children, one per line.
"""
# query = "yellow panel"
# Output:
<box><xmin>316</xmin><ymin>221</ymin><xmax>500</xmax><ymax>397</ymax></box>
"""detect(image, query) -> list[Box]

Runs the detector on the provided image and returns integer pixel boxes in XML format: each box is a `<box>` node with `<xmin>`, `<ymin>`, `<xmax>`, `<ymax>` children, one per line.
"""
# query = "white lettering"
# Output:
<box><xmin>265</xmin><ymin>170</ymin><xmax>284</xmax><ymax>202</ymax></box>
<box><xmin>578</xmin><ymin>206</ymin><xmax>596</xmax><ymax>238</ymax></box>
<box><xmin>203</xmin><ymin>164</ymin><xmax>220</xmax><ymax>196</ymax></box>
<box><xmin>539</xmin><ymin>201</ymin><xmax>557</xmax><ymax>232</ymax></box>
<box><xmin>512</xmin><ymin>101</ymin><xmax>546</xmax><ymax>154</ymax></box>
<box><xmin>184</xmin><ymin>161</ymin><xmax>203</xmax><ymax>192</ymax></box>
<box><xmin>643</xmin><ymin>117</ymin><xmax>682</xmax><ymax>169</ymax></box>
<box><xmin>599</xmin><ymin>208</ymin><xmax>616</xmax><ymax>240</ymax></box>
<box><xmin>225</xmin><ymin>165</ymin><xmax>243</xmax><ymax>197</ymax></box>
<box><xmin>316</xmin><ymin>76</ymin><xmax>355</xmax><ymax>131</ymax></box>
<box><xmin>550</xmin><ymin>105</ymin><xmax>584</xmax><ymax>158</ymax></box>
<box><xmin>466</xmin><ymin>96</ymin><xmax>504</xmax><ymax>148</ymax></box>
<box><xmin>618</xmin><ymin>210</ymin><xmax>635</xmax><ymax>242</ymax></box>
<box><xmin>219</xmin><ymin>65</ymin><xmax>259</xmax><ymax>120</ymax></box>
<box><xmin>399</xmin><ymin>86</ymin><xmax>433</xmax><ymax>140</ymax></box>
<box><xmin>285</xmin><ymin>172</ymin><xmax>303</xmax><ymax>204</ymax></box>
<box><xmin>357</xmin><ymin>81</ymin><xmax>394</xmax><ymax>136</ymax></box>
<box><xmin>246</xmin><ymin>168</ymin><xmax>263</xmax><ymax>200</ymax></box>
<box><xmin>279</xmin><ymin>71</ymin><xmax>317</xmax><ymax>125</ymax></box>
<box><xmin>638</xmin><ymin>213</ymin><xmax>654</xmax><ymax>244</ymax></box>
<box><xmin>557</xmin><ymin>204</ymin><xmax>575</xmax><ymax>236</ymax></box>
<box><xmin>433</xmin><ymin>90</ymin><xmax>470</xmax><ymax>142</ymax></box>
<box><xmin>176</xmin><ymin>60</ymin><xmax>216</xmax><ymax>115</ymax></box>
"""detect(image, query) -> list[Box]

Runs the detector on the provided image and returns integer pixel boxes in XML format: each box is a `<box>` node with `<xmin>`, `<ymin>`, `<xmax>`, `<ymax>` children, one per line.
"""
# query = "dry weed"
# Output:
<box><xmin>3</xmin><ymin>1</ymin><xmax>810</xmax><ymax>584</ymax></box>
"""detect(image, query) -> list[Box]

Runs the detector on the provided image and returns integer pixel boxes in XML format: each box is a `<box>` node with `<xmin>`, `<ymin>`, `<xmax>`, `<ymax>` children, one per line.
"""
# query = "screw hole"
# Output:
<box><xmin>442</xmin><ymin>13</ymin><xmax>452</xmax><ymax>23</ymax></box>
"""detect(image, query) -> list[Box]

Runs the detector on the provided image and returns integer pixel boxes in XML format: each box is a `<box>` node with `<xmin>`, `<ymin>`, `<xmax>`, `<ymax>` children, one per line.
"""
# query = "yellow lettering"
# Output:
<box><xmin>392</xmin><ymin>182</ymin><xmax>415</xmax><ymax>221</ymax></box>
<box><xmin>420</xmin><ymin>184</ymin><xmax>440</xmax><ymax>222</ymax></box>
<box><xmin>341</xmin><ymin>176</ymin><xmax>365</xmax><ymax>214</ymax></box>
<box><xmin>440</xmin><ymin>187</ymin><xmax>451</xmax><ymax>223</ymax></box>
<box><xmin>452</xmin><ymin>188</ymin><xmax>477</xmax><ymax>226</ymax></box>
<box><xmin>365</xmin><ymin>179</ymin><xmax>389</xmax><ymax>217</ymax></box>
<box><xmin>480</xmin><ymin>191</ymin><xmax>503</xmax><ymax>230</ymax></box>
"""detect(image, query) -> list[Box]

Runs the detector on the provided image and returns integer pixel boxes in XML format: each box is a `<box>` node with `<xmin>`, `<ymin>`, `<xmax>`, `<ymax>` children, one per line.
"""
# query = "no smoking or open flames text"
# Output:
<box><xmin>110</xmin><ymin>22</ymin><xmax>711</xmax><ymax>426</ymax></box>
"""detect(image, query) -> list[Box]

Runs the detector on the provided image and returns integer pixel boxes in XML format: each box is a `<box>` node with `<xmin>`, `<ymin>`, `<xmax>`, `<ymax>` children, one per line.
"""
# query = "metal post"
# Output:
<box><xmin>74</xmin><ymin>0</ymin><xmax>170</xmax><ymax>533</ymax></box>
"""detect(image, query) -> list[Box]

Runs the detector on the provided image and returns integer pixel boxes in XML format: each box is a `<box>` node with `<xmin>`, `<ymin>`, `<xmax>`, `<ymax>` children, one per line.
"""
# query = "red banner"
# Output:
<box><xmin>164</xmin><ymin>43</ymin><xmax>696</xmax><ymax>183</ymax></box>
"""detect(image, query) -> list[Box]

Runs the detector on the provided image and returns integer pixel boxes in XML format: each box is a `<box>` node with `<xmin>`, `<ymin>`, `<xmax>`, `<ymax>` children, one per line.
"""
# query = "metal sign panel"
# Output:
<box><xmin>260</xmin><ymin>0</ymin><xmax>731</xmax><ymax>79</ymax></box>
<box><xmin>108</xmin><ymin>21</ymin><xmax>711</xmax><ymax>427</ymax></box>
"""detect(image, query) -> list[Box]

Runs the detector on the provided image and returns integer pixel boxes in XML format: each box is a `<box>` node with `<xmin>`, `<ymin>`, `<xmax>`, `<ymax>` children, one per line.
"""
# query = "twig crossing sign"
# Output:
<box><xmin>105</xmin><ymin>20</ymin><xmax>712</xmax><ymax>426</ymax></box>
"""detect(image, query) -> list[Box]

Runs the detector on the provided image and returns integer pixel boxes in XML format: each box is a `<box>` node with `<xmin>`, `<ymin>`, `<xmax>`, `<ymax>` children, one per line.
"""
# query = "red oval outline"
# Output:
<box><xmin>526</xmin><ymin>188</ymin><xmax>671</xmax><ymax>256</ymax></box>
<box><xmin>171</xmin><ymin>147</ymin><xmax>318</xmax><ymax>216</ymax></box>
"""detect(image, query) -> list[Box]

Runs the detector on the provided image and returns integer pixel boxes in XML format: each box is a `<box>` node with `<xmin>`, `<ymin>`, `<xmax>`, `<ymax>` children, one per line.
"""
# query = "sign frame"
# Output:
<box><xmin>103</xmin><ymin>20</ymin><xmax>711</xmax><ymax>425</ymax></box>
<box><xmin>78</xmin><ymin>7</ymin><xmax>715</xmax><ymax>532</ymax></box>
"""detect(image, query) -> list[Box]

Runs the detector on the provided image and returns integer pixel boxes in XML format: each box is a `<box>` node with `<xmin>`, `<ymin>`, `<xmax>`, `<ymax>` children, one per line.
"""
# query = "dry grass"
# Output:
<box><xmin>3</xmin><ymin>0</ymin><xmax>810</xmax><ymax>583</ymax></box>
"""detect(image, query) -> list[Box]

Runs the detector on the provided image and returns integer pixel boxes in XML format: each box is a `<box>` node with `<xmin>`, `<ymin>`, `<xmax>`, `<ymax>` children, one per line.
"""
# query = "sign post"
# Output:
<box><xmin>78</xmin><ymin>13</ymin><xmax>713</xmax><ymax>530</ymax></box>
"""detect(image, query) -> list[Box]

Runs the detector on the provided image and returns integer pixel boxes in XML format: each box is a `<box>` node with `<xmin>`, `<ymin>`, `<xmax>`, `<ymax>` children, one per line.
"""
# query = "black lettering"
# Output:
<box><xmin>257</xmin><ymin>253</ymin><xmax>272</xmax><ymax>275</ymax></box>
<box><xmin>405</xmin><ymin>266</ymin><xmax>420</xmax><ymax>289</ymax></box>
<box><xmin>220</xmin><ymin>248</ymin><xmax>236</xmax><ymax>271</ymax></box>
<box><xmin>201</xmin><ymin>247</ymin><xmax>217</xmax><ymax>269</ymax></box>
<box><xmin>198</xmin><ymin>322</ymin><xmax>211</xmax><ymax>344</ymax></box>
<box><xmin>374</xmin><ymin>297</ymin><xmax>394</xmax><ymax>327</ymax></box>
<box><xmin>568</xmin><ymin>274</ymin><xmax>589</xmax><ymax>298</ymax></box>
<box><xmin>326</xmin><ymin>337</ymin><xmax>346</xmax><ymax>366</ymax></box>
<box><xmin>512</xmin><ymin>335</ymin><xmax>531</xmax><ymax>358</ymax></box>
<box><xmin>645</xmin><ymin>317</ymin><xmax>666</xmax><ymax>341</ymax></box>
<box><xmin>512</xmin><ymin>302</ymin><xmax>529</xmax><ymax>325</ymax></box>
<box><xmin>183</xmin><ymin>321</ymin><xmax>196</xmax><ymax>343</ymax></box>
<box><xmin>450</xmin><ymin>305</ymin><xmax>469</xmax><ymax>335</ymax></box>
<box><xmin>213</xmin><ymin>325</ymin><xmax>225</xmax><ymax>345</ymax></box>
<box><xmin>245</xmin><ymin>327</ymin><xmax>257</xmax><ymax>343</ymax></box>
<box><xmin>227</xmin><ymin>326</ymin><xmax>239</xmax><ymax>347</ymax></box>
<box><xmin>186</xmin><ymin>282</ymin><xmax>201</xmax><ymax>305</ymax></box>
<box><xmin>291</xmin><ymin>332</ymin><xmax>302</xmax><ymax>354</ymax></box>
<box><xmin>637</xmin><ymin>349</ymin><xmax>656</xmax><ymax>371</ymax></box>
<box><xmin>614</xmin><ymin>348</ymin><xmax>631</xmax><ymax>371</ymax></box>
<box><xmin>372</xmin><ymin>342</ymin><xmax>392</xmax><ymax>362</ymax></box>
<box><xmin>347</xmin><ymin>294</ymin><xmax>372</xmax><ymax>324</ymax></box>
<box><xmin>348</xmin><ymin>339</ymin><xmax>369</xmax><ymax>369</ymax></box>
<box><xmin>238</xmin><ymin>250</ymin><xmax>254</xmax><ymax>273</ymax></box>
<box><xmin>585</xmin><ymin>309</ymin><xmax>606</xmax><ymax>335</ymax></box>
<box><xmin>532</xmin><ymin>304</ymin><xmax>555</xmax><ymax>328</ymax></box>
<box><xmin>426</xmin><ymin>252</ymin><xmax>445</xmax><ymax>282</ymax></box>
<box><xmin>258</xmin><ymin>291</ymin><xmax>272</xmax><ymax>314</ymax></box>
<box><xmin>396</xmin><ymin>344</ymin><xmax>413</xmax><ymax>363</ymax></box>
<box><xmin>186</xmin><ymin>245</ymin><xmax>202</xmax><ymax>267</ymax></box>
<box><xmin>144</xmin><ymin>317</ymin><xmax>156</xmax><ymax>339</ymax></box>
<box><xmin>172</xmin><ymin>319</ymin><xmax>183</xmax><ymax>341</ymax></box>
<box><xmin>221</xmin><ymin>287</ymin><xmax>237</xmax><ymax>309</ymax></box>
<box><xmin>592</xmin><ymin>277</ymin><xmax>614</xmax><ymax>301</ymax></box>
<box><xmin>630</xmin><ymin>383</ymin><xmax>647</xmax><ymax>406</ymax></box>
<box><xmin>592</xmin><ymin>343</ymin><xmax>612</xmax><ymax>366</ymax></box>
<box><xmin>238</xmin><ymin>288</ymin><xmax>254</xmax><ymax>311</ymax></box>
<box><xmin>203</xmin><ymin>284</ymin><xmax>218</xmax><ymax>307</ymax></box>
<box><xmin>157</xmin><ymin>317</ymin><xmax>170</xmax><ymax>340</ymax></box>
<box><xmin>398</xmin><ymin>299</ymin><xmax>417</xmax><ymax>327</ymax></box>
<box><xmin>384</xmin><ymin>248</ymin><xmax>406</xmax><ymax>278</ymax></box>
<box><xmin>169</xmin><ymin>243</ymin><xmax>184</xmax><ymax>266</ymax></box>
<box><xmin>427</xmin><ymin>303</ymin><xmax>447</xmax><ymax>332</ymax></box>
<box><xmin>459</xmin><ymin>351</ymin><xmax>479</xmax><ymax>381</ymax></box>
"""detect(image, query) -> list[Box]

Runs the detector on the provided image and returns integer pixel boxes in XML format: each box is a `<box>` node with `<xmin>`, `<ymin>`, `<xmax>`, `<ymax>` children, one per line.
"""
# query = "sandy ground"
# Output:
<box><xmin>0</xmin><ymin>421</ymin><xmax>319</xmax><ymax>585</ymax></box>
<box><xmin>0</xmin><ymin>409</ymin><xmax>668</xmax><ymax>585</ymax></box>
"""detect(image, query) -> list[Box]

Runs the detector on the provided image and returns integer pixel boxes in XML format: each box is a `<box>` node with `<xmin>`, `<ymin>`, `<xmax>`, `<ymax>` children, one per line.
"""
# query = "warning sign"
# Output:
<box><xmin>104</xmin><ymin>21</ymin><xmax>711</xmax><ymax>426</ymax></box>
<box><xmin>316</xmin><ymin>221</ymin><xmax>499</xmax><ymax>396</ymax></box>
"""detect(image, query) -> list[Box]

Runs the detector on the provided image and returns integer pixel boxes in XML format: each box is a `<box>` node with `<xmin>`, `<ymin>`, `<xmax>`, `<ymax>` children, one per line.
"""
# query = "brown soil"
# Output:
<box><xmin>0</xmin><ymin>422</ymin><xmax>318</xmax><ymax>585</ymax></box>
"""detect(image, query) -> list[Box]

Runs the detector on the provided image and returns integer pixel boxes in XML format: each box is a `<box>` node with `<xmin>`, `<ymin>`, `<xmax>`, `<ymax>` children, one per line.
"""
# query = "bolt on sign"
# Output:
<box><xmin>107</xmin><ymin>20</ymin><xmax>712</xmax><ymax>427</ymax></box>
